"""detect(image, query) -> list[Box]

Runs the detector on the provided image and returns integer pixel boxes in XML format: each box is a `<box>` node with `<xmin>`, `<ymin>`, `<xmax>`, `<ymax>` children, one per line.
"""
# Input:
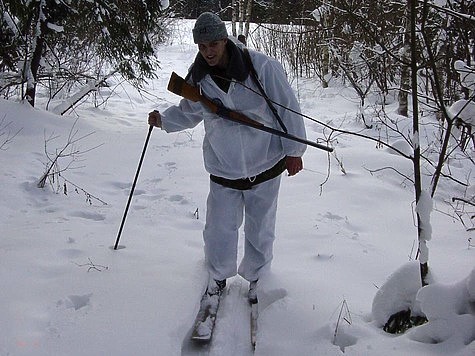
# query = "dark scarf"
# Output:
<box><xmin>189</xmin><ymin>40</ymin><xmax>250</xmax><ymax>92</ymax></box>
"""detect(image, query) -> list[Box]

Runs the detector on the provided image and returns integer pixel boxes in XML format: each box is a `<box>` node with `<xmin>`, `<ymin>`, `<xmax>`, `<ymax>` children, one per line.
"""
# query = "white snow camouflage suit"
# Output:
<box><xmin>160</xmin><ymin>40</ymin><xmax>306</xmax><ymax>282</ymax></box>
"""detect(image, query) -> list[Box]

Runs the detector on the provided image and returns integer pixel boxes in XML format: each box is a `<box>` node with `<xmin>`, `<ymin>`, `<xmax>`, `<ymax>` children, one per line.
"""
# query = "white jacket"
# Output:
<box><xmin>161</xmin><ymin>47</ymin><xmax>307</xmax><ymax>180</ymax></box>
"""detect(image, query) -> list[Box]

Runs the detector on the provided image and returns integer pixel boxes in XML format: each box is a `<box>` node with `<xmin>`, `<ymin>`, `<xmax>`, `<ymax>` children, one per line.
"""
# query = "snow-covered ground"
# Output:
<box><xmin>1</xmin><ymin>20</ymin><xmax>474</xmax><ymax>356</ymax></box>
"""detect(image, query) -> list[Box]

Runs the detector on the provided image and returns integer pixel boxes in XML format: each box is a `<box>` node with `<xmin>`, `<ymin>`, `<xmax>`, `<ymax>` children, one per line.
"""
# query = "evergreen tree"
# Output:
<box><xmin>0</xmin><ymin>0</ymin><xmax>169</xmax><ymax>107</ymax></box>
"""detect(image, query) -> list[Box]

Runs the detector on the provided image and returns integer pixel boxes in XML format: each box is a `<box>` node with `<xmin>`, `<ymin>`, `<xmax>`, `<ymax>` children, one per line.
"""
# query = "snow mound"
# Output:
<box><xmin>409</xmin><ymin>267</ymin><xmax>475</xmax><ymax>347</ymax></box>
<box><xmin>468</xmin><ymin>268</ymin><xmax>475</xmax><ymax>300</ymax></box>
<box><xmin>372</xmin><ymin>261</ymin><xmax>422</xmax><ymax>327</ymax></box>
<box><xmin>448</xmin><ymin>99</ymin><xmax>475</xmax><ymax>125</ymax></box>
<box><xmin>386</xmin><ymin>139</ymin><xmax>412</xmax><ymax>157</ymax></box>
<box><xmin>372</xmin><ymin>263</ymin><xmax>475</xmax><ymax>352</ymax></box>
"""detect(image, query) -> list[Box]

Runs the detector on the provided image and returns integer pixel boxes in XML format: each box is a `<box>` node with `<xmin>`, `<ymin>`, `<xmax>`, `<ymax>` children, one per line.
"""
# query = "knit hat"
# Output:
<box><xmin>192</xmin><ymin>12</ymin><xmax>228</xmax><ymax>44</ymax></box>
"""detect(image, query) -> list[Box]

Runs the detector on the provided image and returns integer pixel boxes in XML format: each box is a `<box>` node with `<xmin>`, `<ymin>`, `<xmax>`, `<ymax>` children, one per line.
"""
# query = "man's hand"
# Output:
<box><xmin>148</xmin><ymin>110</ymin><xmax>162</xmax><ymax>128</ymax></box>
<box><xmin>285</xmin><ymin>156</ymin><xmax>303</xmax><ymax>176</ymax></box>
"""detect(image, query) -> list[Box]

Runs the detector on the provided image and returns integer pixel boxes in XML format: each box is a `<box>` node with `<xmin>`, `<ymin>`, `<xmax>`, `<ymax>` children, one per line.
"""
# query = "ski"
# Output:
<box><xmin>190</xmin><ymin>290</ymin><xmax>222</xmax><ymax>344</ymax></box>
<box><xmin>250</xmin><ymin>300</ymin><xmax>258</xmax><ymax>349</ymax></box>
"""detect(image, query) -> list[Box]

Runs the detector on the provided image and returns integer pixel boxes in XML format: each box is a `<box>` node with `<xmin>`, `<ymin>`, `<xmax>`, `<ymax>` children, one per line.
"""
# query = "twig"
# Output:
<box><xmin>452</xmin><ymin>197</ymin><xmax>475</xmax><ymax>207</ymax></box>
<box><xmin>74</xmin><ymin>258</ymin><xmax>109</xmax><ymax>272</ymax></box>
<box><xmin>37</xmin><ymin>119</ymin><xmax>106</xmax><ymax>206</ymax></box>
<box><xmin>364</xmin><ymin>165</ymin><xmax>414</xmax><ymax>184</ymax></box>
<box><xmin>0</xmin><ymin>115</ymin><xmax>22</xmax><ymax>151</ymax></box>
<box><xmin>62</xmin><ymin>176</ymin><xmax>108</xmax><ymax>205</ymax></box>
<box><xmin>333</xmin><ymin>299</ymin><xmax>352</xmax><ymax>346</ymax></box>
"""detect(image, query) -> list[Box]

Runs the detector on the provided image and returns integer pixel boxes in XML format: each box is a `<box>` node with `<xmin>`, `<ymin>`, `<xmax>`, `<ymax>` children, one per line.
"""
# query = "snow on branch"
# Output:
<box><xmin>448</xmin><ymin>60</ymin><xmax>475</xmax><ymax>127</ymax></box>
<box><xmin>427</xmin><ymin>1</ymin><xmax>475</xmax><ymax>22</ymax></box>
<box><xmin>52</xmin><ymin>70</ymin><xmax>117</xmax><ymax>116</ymax></box>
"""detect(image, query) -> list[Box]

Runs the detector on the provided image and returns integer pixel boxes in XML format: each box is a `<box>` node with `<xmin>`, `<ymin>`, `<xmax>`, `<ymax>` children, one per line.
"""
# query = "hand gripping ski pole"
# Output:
<box><xmin>114</xmin><ymin>125</ymin><xmax>153</xmax><ymax>250</ymax></box>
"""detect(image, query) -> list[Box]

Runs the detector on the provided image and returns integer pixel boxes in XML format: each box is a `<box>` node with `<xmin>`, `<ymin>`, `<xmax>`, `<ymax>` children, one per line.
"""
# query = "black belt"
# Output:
<box><xmin>210</xmin><ymin>157</ymin><xmax>286</xmax><ymax>190</ymax></box>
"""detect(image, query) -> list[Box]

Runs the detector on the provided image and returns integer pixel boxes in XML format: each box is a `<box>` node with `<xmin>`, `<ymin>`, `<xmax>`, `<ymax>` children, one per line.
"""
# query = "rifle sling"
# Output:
<box><xmin>243</xmin><ymin>48</ymin><xmax>288</xmax><ymax>133</ymax></box>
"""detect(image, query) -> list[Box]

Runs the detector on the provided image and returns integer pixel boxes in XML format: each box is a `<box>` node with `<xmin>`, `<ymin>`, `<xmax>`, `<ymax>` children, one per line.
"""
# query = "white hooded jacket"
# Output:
<box><xmin>160</xmin><ymin>41</ymin><xmax>307</xmax><ymax>180</ymax></box>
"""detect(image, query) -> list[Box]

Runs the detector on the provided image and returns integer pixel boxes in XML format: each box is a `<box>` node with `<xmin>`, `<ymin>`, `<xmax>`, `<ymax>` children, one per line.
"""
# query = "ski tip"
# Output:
<box><xmin>182</xmin><ymin>335</ymin><xmax>211</xmax><ymax>355</ymax></box>
<box><xmin>191</xmin><ymin>324</ymin><xmax>213</xmax><ymax>344</ymax></box>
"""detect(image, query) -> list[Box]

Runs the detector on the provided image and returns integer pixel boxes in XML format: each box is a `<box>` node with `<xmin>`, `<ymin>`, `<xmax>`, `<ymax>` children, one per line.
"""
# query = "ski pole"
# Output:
<box><xmin>114</xmin><ymin>125</ymin><xmax>153</xmax><ymax>250</ymax></box>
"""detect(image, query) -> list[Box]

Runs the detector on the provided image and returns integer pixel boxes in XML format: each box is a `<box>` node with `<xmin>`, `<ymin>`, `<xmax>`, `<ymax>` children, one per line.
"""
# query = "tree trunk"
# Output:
<box><xmin>231</xmin><ymin>0</ymin><xmax>238</xmax><ymax>37</ymax></box>
<box><xmin>25</xmin><ymin>29</ymin><xmax>45</xmax><ymax>107</ymax></box>
<box><xmin>25</xmin><ymin>7</ymin><xmax>47</xmax><ymax>107</ymax></box>
<box><xmin>244</xmin><ymin>0</ymin><xmax>253</xmax><ymax>38</ymax></box>
<box><xmin>398</xmin><ymin>11</ymin><xmax>411</xmax><ymax>117</ymax></box>
<box><xmin>408</xmin><ymin>0</ymin><xmax>428</xmax><ymax>286</ymax></box>
<box><xmin>238</xmin><ymin>0</ymin><xmax>244</xmax><ymax>35</ymax></box>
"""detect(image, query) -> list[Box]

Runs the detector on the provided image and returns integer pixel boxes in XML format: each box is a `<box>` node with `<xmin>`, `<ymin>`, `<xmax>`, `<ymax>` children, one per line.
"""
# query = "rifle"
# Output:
<box><xmin>167</xmin><ymin>72</ymin><xmax>333</xmax><ymax>152</ymax></box>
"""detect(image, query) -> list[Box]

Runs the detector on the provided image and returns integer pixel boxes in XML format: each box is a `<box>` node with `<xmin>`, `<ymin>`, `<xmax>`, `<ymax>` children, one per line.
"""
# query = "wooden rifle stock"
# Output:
<box><xmin>167</xmin><ymin>72</ymin><xmax>333</xmax><ymax>152</ymax></box>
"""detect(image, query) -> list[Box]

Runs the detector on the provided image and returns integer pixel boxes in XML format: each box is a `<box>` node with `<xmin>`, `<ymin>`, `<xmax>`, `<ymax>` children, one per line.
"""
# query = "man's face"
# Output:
<box><xmin>198</xmin><ymin>39</ymin><xmax>228</xmax><ymax>67</ymax></box>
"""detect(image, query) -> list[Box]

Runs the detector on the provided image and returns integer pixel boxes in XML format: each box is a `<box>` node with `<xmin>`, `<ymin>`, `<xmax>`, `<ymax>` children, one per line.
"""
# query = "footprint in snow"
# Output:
<box><xmin>258</xmin><ymin>287</ymin><xmax>288</xmax><ymax>311</ymax></box>
<box><xmin>316</xmin><ymin>322</ymin><xmax>359</xmax><ymax>353</ymax></box>
<box><xmin>315</xmin><ymin>253</ymin><xmax>334</xmax><ymax>261</ymax></box>
<box><xmin>168</xmin><ymin>194</ymin><xmax>189</xmax><ymax>204</ymax></box>
<box><xmin>58</xmin><ymin>293</ymin><xmax>93</xmax><ymax>310</ymax></box>
<box><xmin>57</xmin><ymin>248</ymin><xmax>83</xmax><ymax>258</ymax></box>
<box><xmin>322</xmin><ymin>211</ymin><xmax>345</xmax><ymax>221</ymax></box>
<box><xmin>132</xmin><ymin>204</ymin><xmax>147</xmax><ymax>210</ymax></box>
<box><xmin>132</xmin><ymin>189</ymin><xmax>146</xmax><ymax>196</ymax></box>
<box><xmin>115</xmin><ymin>118</ymin><xmax>133</xmax><ymax>127</ymax></box>
<box><xmin>69</xmin><ymin>211</ymin><xmax>105</xmax><ymax>221</ymax></box>
<box><xmin>333</xmin><ymin>325</ymin><xmax>358</xmax><ymax>352</ymax></box>
<box><xmin>162</xmin><ymin>161</ymin><xmax>177</xmax><ymax>174</ymax></box>
<box><xmin>107</xmin><ymin>181</ymin><xmax>131</xmax><ymax>190</ymax></box>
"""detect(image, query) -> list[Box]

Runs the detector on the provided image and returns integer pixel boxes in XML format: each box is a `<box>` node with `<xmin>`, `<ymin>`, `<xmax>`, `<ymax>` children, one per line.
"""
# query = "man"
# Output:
<box><xmin>148</xmin><ymin>12</ymin><xmax>306</xmax><ymax>300</ymax></box>
<box><xmin>237</xmin><ymin>34</ymin><xmax>246</xmax><ymax>45</ymax></box>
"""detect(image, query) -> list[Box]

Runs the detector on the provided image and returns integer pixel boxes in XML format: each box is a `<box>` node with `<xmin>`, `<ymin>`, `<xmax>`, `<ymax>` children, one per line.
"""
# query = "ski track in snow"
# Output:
<box><xmin>209</xmin><ymin>278</ymin><xmax>254</xmax><ymax>355</ymax></box>
<box><xmin>180</xmin><ymin>277</ymin><xmax>254</xmax><ymax>356</ymax></box>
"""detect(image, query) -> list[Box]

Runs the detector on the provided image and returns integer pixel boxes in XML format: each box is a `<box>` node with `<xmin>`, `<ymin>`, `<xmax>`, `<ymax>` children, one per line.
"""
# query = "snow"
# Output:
<box><xmin>386</xmin><ymin>139</ymin><xmax>412</xmax><ymax>157</ymax></box>
<box><xmin>311</xmin><ymin>5</ymin><xmax>329</xmax><ymax>23</ymax></box>
<box><xmin>1</xmin><ymin>20</ymin><xmax>474</xmax><ymax>356</ymax></box>
<box><xmin>160</xmin><ymin>0</ymin><xmax>170</xmax><ymax>11</ymax></box>
<box><xmin>46</xmin><ymin>23</ymin><xmax>64</xmax><ymax>33</ymax></box>
<box><xmin>409</xmin><ymin>271</ymin><xmax>475</xmax><ymax>350</ymax></box>
<box><xmin>449</xmin><ymin>99</ymin><xmax>475</xmax><ymax>125</ymax></box>
<box><xmin>372</xmin><ymin>261</ymin><xmax>423</xmax><ymax>327</ymax></box>
<box><xmin>449</xmin><ymin>60</ymin><xmax>475</xmax><ymax>126</ymax></box>
<box><xmin>415</xmin><ymin>189</ymin><xmax>433</xmax><ymax>266</ymax></box>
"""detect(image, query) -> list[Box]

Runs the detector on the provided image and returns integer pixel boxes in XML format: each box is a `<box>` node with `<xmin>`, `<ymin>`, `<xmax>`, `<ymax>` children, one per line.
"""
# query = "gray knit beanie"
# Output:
<box><xmin>192</xmin><ymin>12</ymin><xmax>228</xmax><ymax>44</ymax></box>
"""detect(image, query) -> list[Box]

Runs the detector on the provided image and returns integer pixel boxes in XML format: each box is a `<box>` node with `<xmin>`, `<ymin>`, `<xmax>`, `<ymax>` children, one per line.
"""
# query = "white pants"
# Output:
<box><xmin>203</xmin><ymin>176</ymin><xmax>281</xmax><ymax>282</ymax></box>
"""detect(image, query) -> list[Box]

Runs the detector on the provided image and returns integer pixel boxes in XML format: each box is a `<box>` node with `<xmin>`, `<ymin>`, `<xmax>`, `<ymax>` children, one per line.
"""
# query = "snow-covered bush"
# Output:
<box><xmin>373</xmin><ymin>261</ymin><xmax>475</xmax><ymax>350</ymax></box>
<box><xmin>409</xmin><ymin>268</ymin><xmax>475</xmax><ymax>347</ymax></box>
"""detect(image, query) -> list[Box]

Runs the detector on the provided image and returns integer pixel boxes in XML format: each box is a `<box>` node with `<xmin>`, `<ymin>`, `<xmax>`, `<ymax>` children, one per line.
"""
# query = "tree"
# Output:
<box><xmin>250</xmin><ymin>1</ymin><xmax>474</xmax><ymax>332</ymax></box>
<box><xmin>0</xmin><ymin>0</ymin><xmax>169</xmax><ymax>107</ymax></box>
<box><xmin>231</xmin><ymin>0</ymin><xmax>254</xmax><ymax>39</ymax></box>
